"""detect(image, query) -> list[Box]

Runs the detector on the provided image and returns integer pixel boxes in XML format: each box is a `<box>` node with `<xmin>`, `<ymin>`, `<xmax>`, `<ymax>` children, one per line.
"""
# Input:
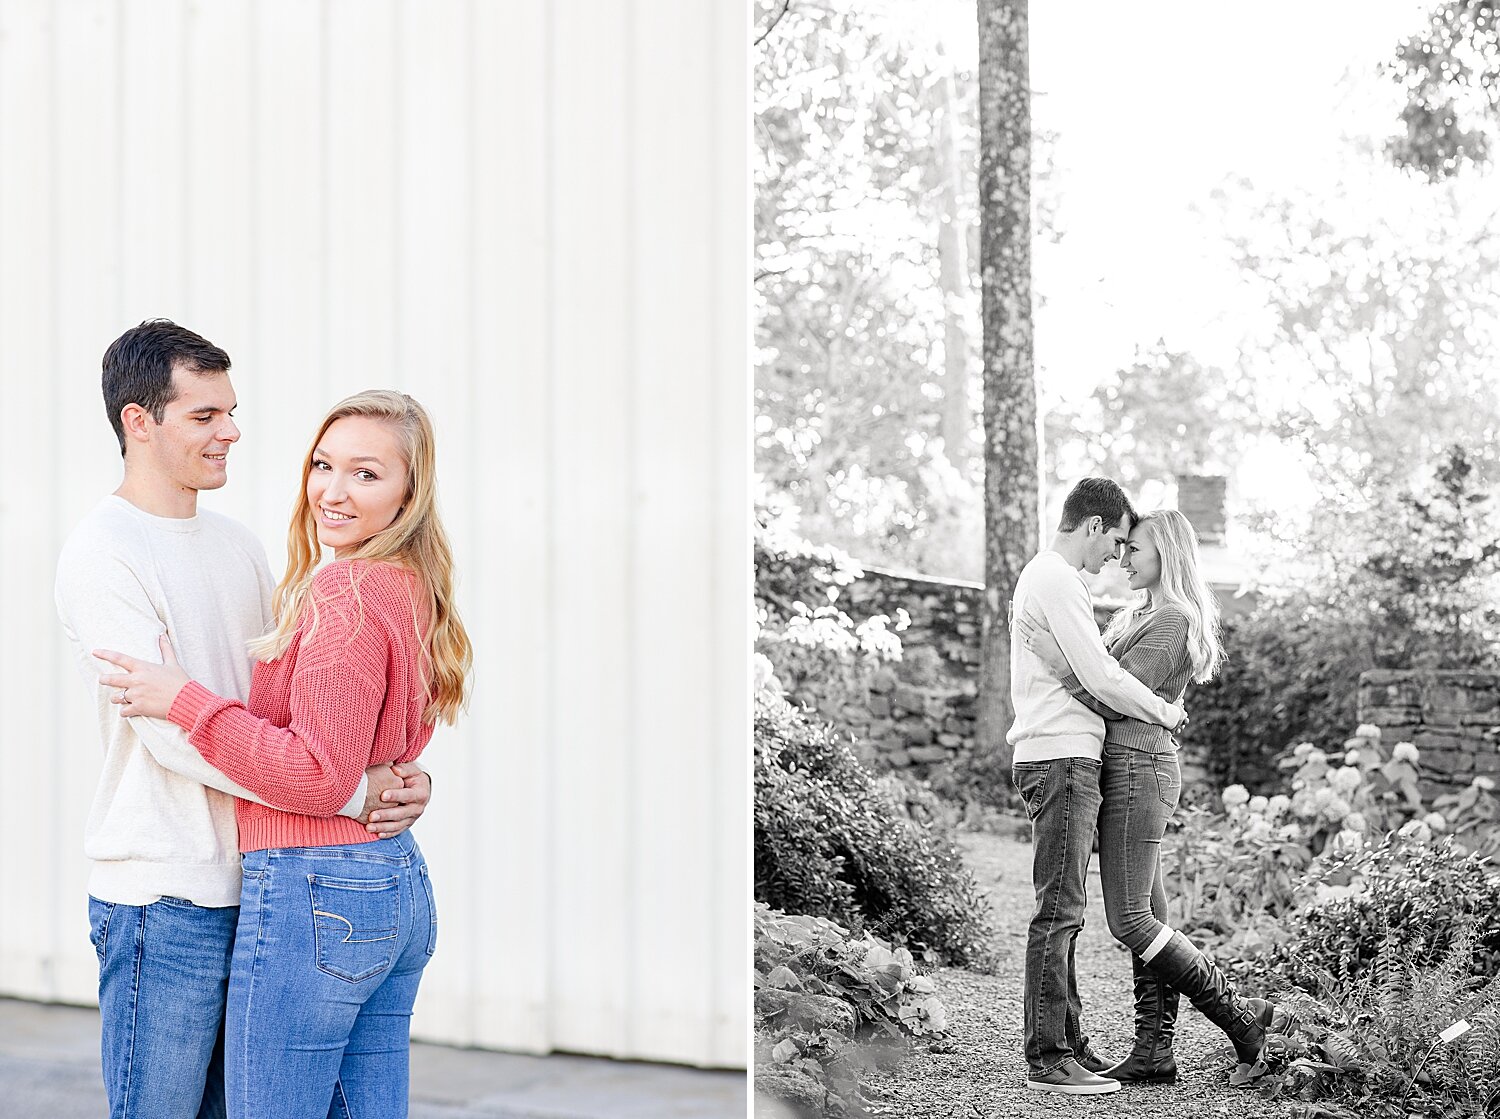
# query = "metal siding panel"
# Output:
<box><xmin>325</xmin><ymin>0</ymin><xmax>398</xmax><ymax>395</ymax></box>
<box><xmin>394</xmin><ymin>0</ymin><xmax>480</xmax><ymax>1049</ymax></box>
<box><xmin>51</xmin><ymin>0</ymin><xmax>127</xmax><ymax>1005</ymax></box>
<box><xmin>708</xmin><ymin>0</ymin><xmax>752</xmax><ymax>1071</ymax></box>
<box><xmin>465</xmin><ymin>0</ymin><xmax>556</xmax><ymax>1054</ymax></box>
<box><xmin>548</xmin><ymin>0</ymin><xmax>634</xmax><ymax>1059</ymax></box>
<box><xmin>182</xmin><ymin>0</ymin><xmax>258</xmax><ymax>530</ymax></box>
<box><xmin>0</xmin><ymin>0</ymin><xmax>60</xmax><ymax>1002</ymax></box>
<box><xmin>246</xmin><ymin>0</ymin><xmax>329</xmax><ymax>543</ymax></box>
<box><xmin>117</xmin><ymin>0</ymin><xmax>187</xmax><ymax>319</ymax></box>
<box><xmin>627</xmin><ymin>0</ymin><xmax>722</xmax><ymax>1065</ymax></box>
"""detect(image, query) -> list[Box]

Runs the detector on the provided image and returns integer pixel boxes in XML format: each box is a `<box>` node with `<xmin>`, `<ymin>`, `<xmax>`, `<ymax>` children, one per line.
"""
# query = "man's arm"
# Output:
<box><xmin>1059</xmin><ymin>610</ymin><xmax>1190</xmax><ymax>720</ymax></box>
<box><xmin>1031</xmin><ymin>568</ymin><xmax>1184</xmax><ymax>729</ymax></box>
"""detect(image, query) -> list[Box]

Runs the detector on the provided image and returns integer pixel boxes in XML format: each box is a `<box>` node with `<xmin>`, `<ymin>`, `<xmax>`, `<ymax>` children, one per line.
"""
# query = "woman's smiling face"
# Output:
<box><xmin>1121</xmin><ymin>522</ymin><xmax>1162</xmax><ymax>592</ymax></box>
<box><xmin>306</xmin><ymin>415</ymin><xmax>408</xmax><ymax>558</ymax></box>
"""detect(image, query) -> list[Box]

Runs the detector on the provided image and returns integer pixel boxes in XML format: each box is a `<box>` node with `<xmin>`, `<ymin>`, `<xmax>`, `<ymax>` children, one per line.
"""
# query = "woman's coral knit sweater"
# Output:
<box><xmin>168</xmin><ymin>560</ymin><xmax>434</xmax><ymax>853</ymax></box>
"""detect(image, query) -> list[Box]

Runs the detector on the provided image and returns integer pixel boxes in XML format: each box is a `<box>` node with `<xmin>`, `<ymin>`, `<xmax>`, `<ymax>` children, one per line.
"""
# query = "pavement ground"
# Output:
<box><xmin>0</xmin><ymin>997</ymin><xmax>747</xmax><ymax>1119</ymax></box>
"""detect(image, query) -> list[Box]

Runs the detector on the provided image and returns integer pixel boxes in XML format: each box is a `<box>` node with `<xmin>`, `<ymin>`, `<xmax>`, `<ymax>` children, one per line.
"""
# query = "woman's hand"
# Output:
<box><xmin>1014</xmin><ymin>613</ymin><xmax>1071</xmax><ymax>677</ymax></box>
<box><xmin>94</xmin><ymin>634</ymin><xmax>193</xmax><ymax>720</ymax></box>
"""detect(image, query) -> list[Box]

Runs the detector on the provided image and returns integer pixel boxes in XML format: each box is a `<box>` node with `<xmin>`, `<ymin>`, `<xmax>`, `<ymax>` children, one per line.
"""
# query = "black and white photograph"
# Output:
<box><xmin>754</xmin><ymin>1</ymin><xmax>1500</xmax><ymax>1116</ymax></box>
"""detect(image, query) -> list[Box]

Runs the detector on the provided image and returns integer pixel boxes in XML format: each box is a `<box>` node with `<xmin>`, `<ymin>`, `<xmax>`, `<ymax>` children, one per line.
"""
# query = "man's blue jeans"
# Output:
<box><xmin>88</xmin><ymin>894</ymin><xmax>237</xmax><ymax>1119</ymax></box>
<box><xmin>227</xmin><ymin>833</ymin><xmax>436</xmax><ymax>1119</ymax></box>
<box><xmin>1011</xmin><ymin>756</ymin><xmax>1103</xmax><ymax>1076</ymax></box>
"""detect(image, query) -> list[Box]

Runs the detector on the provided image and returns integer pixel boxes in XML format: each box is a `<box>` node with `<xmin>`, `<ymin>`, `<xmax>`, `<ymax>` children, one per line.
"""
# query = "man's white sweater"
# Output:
<box><xmin>1007</xmin><ymin>550</ymin><xmax>1183</xmax><ymax>763</ymax></box>
<box><xmin>55</xmin><ymin>496</ymin><xmax>364</xmax><ymax>907</ymax></box>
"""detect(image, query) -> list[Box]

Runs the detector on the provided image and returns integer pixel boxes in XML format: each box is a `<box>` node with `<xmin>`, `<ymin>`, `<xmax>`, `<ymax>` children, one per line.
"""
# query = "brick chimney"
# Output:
<box><xmin>1176</xmin><ymin>474</ymin><xmax>1227</xmax><ymax>546</ymax></box>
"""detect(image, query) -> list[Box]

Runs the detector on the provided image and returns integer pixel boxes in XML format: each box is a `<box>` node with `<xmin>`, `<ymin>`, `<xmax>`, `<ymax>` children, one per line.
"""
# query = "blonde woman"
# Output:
<box><xmin>96</xmin><ymin>390</ymin><xmax>472</xmax><ymax>1118</ymax></box>
<box><xmin>1017</xmin><ymin>509</ymin><xmax>1287</xmax><ymax>1089</ymax></box>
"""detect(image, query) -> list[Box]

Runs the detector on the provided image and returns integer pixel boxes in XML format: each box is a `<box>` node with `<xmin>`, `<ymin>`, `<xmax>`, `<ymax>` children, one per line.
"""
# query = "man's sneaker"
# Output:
<box><xmin>1025</xmin><ymin>1059</ymin><xmax>1121</xmax><ymax>1095</ymax></box>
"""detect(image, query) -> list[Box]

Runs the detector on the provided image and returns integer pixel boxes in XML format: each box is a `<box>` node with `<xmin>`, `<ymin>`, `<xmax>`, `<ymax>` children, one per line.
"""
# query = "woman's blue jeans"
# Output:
<box><xmin>226</xmin><ymin>833</ymin><xmax>436</xmax><ymax>1119</ymax></box>
<box><xmin>1097</xmin><ymin>744</ymin><xmax>1181</xmax><ymax>956</ymax></box>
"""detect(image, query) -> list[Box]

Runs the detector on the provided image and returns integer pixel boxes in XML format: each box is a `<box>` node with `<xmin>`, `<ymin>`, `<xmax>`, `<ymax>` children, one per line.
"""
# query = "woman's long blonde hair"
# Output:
<box><xmin>1102</xmin><ymin>508</ymin><xmax>1225</xmax><ymax>684</ymax></box>
<box><xmin>247</xmin><ymin>390</ymin><xmax>473</xmax><ymax>724</ymax></box>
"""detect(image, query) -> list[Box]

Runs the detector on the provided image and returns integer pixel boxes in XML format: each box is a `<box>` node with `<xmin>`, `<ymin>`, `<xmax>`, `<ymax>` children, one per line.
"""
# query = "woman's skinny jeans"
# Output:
<box><xmin>1097</xmin><ymin>744</ymin><xmax>1181</xmax><ymax>957</ymax></box>
<box><xmin>226</xmin><ymin>832</ymin><xmax>436</xmax><ymax>1119</ymax></box>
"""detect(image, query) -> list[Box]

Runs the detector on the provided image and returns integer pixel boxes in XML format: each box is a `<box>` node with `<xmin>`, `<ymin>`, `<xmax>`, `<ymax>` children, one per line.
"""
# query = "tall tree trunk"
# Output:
<box><xmin>935</xmin><ymin>56</ymin><xmax>974</xmax><ymax>478</ymax></box>
<box><xmin>976</xmin><ymin>0</ymin><xmax>1038</xmax><ymax>770</ymax></box>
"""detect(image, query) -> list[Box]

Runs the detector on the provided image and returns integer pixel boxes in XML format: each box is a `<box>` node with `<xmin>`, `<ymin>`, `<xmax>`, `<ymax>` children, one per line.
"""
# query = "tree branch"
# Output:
<box><xmin>755</xmin><ymin>0</ymin><xmax>793</xmax><ymax>47</ymax></box>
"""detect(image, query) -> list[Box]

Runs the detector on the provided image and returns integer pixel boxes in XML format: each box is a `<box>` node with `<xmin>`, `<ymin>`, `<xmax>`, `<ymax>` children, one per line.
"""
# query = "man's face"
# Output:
<box><xmin>1083</xmin><ymin>514</ymin><xmax>1131</xmax><ymax>575</ymax></box>
<box><xmin>135</xmin><ymin>364</ymin><xmax>240</xmax><ymax>494</ymax></box>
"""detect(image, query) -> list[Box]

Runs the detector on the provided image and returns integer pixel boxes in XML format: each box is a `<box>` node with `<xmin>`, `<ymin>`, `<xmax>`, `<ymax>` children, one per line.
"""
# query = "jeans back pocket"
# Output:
<box><xmin>308</xmin><ymin>874</ymin><xmax>400</xmax><ymax>982</ymax></box>
<box><xmin>1153</xmin><ymin>755</ymin><xmax>1182</xmax><ymax>811</ymax></box>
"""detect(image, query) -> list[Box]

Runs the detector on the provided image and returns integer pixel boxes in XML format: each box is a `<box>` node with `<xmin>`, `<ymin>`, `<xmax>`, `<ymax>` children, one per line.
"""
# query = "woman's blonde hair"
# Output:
<box><xmin>248</xmin><ymin>390</ymin><xmax>472</xmax><ymax>724</ymax></box>
<box><xmin>1102</xmin><ymin>508</ymin><xmax>1225</xmax><ymax>684</ymax></box>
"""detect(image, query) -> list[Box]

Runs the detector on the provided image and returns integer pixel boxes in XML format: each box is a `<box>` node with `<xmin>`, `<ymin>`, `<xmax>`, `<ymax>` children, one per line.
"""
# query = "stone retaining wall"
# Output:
<box><xmin>1358</xmin><ymin>670</ymin><xmax>1500</xmax><ymax>797</ymax></box>
<box><xmin>777</xmin><ymin>564</ymin><xmax>1145</xmax><ymax>777</ymax></box>
<box><xmin>838</xmin><ymin>567</ymin><xmax>982</xmax><ymax>772</ymax></box>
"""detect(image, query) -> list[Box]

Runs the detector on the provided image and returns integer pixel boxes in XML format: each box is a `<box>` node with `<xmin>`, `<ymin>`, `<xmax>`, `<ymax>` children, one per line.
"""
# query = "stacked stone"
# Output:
<box><xmin>834</xmin><ymin>566</ymin><xmax>984</xmax><ymax>774</ymax></box>
<box><xmin>1359</xmin><ymin>670</ymin><xmax>1500</xmax><ymax>798</ymax></box>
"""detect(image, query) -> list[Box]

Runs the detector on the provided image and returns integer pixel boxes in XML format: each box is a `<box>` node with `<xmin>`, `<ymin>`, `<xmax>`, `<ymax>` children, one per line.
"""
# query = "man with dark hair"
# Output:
<box><xmin>1007</xmin><ymin>477</ymin><xmax>1188</xmax><ymax>1096</ymax></box>
<box><xmin>55</xmin><ymin>320</ymin><xmax>433</xmax><ymax>1119</ymax></box>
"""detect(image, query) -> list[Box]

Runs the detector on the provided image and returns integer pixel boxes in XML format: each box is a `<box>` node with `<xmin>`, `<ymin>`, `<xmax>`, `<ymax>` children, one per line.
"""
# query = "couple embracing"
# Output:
<box><xmin>1008</xmin><ymin>477</ymin><xmax>1287</xmax><ymax>1096</ymax></box>
<box><xmin>55</xmin><ymin>319</ymin><xmax>472</xmax><ymax>1118</ymax></box>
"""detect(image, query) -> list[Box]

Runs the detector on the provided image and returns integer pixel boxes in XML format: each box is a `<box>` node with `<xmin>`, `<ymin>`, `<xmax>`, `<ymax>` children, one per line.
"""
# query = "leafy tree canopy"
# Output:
<box><xmin>1045</xmin><ymin>345</ymin><xmax>1262</xmax><ymax>492</ymax></box>
<box><xmin>1214</xmin><ymin>170</ymin><xmax>1500</xmax><ymax>494</ymax></box>
<box><xmin>1386</xmin><ymin>0</ymin><xmax>1500</xmax><ymax>179</ymax></box>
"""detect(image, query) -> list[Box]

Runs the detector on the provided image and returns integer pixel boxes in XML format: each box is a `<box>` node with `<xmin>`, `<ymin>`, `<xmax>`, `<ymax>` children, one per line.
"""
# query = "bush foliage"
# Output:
<box><xmin>1180</xmin><ymin>444</ymin><xmax>1500</xmax><ymax>793</ymax></box>
<box><xmin>754</xmin><ymin>692</ymin><xmax>993</xmax><ymax>968</ymax></box>
<box><xmin>1161</xmin><ymin>718</ymin><xmax>1500</xmax><ymax>1117</ymax></box>
<box><xmin>753</xmin><ymin>903</ymin><xmax>949</xmax><ymax>1118</ymax></box>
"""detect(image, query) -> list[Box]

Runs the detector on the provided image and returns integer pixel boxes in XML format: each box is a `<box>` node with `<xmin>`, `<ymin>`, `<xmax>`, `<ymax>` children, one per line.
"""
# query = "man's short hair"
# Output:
<box><xmin>102</xmin><ymin>319</ymin><xmax>231</xmax><ymax>455</ymax></box>
<box><xmin>1058</xmin><ymin>477</ymin><xmax>1136</xmax><ymax>533</ymax></box>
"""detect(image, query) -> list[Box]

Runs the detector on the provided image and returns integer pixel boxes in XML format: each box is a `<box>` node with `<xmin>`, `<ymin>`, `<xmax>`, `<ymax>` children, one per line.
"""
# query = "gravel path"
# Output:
<box><xmin>860</xmin><ymin>830</ymin><xmax>1290</xmax><ymax>1118</ymax></box>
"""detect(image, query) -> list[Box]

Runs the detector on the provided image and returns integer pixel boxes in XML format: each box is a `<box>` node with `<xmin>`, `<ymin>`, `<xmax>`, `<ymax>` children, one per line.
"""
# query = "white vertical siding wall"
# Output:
<box><xmin>0</xmin><ymin>0</ymin><xmax>748</xmax><ymax>1069</ymax></box>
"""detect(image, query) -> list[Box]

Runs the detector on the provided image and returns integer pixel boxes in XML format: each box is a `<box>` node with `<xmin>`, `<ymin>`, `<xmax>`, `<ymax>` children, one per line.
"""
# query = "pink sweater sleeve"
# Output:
<box><xmin>168</xmin><ymin>593</ymin><xmax>390</xmax><ymax>817</ymax></box>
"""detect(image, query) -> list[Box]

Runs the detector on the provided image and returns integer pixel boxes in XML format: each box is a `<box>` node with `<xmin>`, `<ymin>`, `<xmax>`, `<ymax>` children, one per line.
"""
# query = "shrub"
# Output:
<box><xmin>1161</xmin><ymin>804</ymin><xmax>1311</xmax><ymax>960</ymax></box>
<box><xmin>1177</xmin><ymin>604</ymin><xmax>1372</xmax><ymax>795</ymax></box>
<box><xmin>1251</xmin><ymin>925</ymin><xmax>1500</xmax><ymax>1119</ymax></box>
<box><xmin>754</xmin><ymin>691</ymin><xmax>994</xmax><ymax>967</ymax></box>
<box><xmin>1255</xmin><ymin>835</ymin><xmax>1500</xmax><ymax>992</ymax></box>
<box><xmin>1163</xmin><ymin>722</ymin><xmax>1500</xmax><ymax>967</ymax></box>
<box><xmin>1179</xmin><ymin>444</ymin><xmax>1500</xmax><ymax>794</ymax></box>
<box><xmin>753</xmin><ymin>904</ymin><xmax>946</xmax><ymax>1119</ymax></box>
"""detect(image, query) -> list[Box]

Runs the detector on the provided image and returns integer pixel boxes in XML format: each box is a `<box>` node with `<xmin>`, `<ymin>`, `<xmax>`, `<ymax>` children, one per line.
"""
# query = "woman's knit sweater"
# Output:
<box><xmin>1061</xmin><ymin>603</ymin><xmax>1194</xmax><ymax>754</ymax></box>
<box><xmin>168</xmin><ymin>560</ymin><xmax>434</xmax><ymax>852</ymax></box>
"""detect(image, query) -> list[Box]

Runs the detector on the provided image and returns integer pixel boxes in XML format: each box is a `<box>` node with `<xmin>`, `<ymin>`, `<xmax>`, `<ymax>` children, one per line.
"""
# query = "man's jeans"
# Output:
<box><xmin>1011</xmin><ymin>756</ymin><xmax>1103</xmax><ymax>1075</ymax></box>
<box><xmin>88</xmin><ymin>894</ymin><xmax>237</xmax><ymax>1119</ymax></box>
<box><xmin>1098</xmin><ymin>744</ymin><xmax>1182</xmax><ymax>956</ymax></box>
<box><xmin>227</xmin><ymin>832</ymin><xmax>435</xmax><ymax>1119</ymax></box>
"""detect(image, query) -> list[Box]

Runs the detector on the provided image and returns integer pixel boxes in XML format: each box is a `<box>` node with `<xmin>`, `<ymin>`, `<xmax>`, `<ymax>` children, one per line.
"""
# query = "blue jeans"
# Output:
<box><xmin>88</xmin><ymin>894</ymin><xmax>237</xmax><ymax>1119</ymax></box>
<box><xmin>1097</xmin><ymin>745</ymin><xmax>1181</xmax><ymax>956</ymax></box>
<box><xmin>227</xmin><ymin>833</ymin><xmax>436</xmax><ymax>1119</ymax></box>
<box><xmin>1011</xmin><ymin>756</ymin><xmax>1103</xmax><ymax>1075</ymax></box>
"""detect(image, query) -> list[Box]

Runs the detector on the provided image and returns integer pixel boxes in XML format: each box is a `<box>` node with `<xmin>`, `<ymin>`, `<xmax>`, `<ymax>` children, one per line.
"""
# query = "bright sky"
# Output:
<box><xmin>895</xmin><ymin>0</ymin><xmax>1437</xmax><ymax>523</ymax></box>
<box><xmin>1024</xmin><ymin>1</ymin><xmax>1430</xmax><ymax>401</ymax></box>
<box><xmin>895</xmin><ymin>0</ymin><xmax>1428</xmax><ymax>394</ymax></box>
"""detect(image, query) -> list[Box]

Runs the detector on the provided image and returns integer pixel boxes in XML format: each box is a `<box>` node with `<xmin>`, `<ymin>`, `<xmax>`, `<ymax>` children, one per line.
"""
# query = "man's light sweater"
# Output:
<box><xmin>1007</xmin><ymin>550</ymin><xmax>1184</xmax><ymax>763</ymax></box>
<box><xmin>55</xmin><ymin>496</ymin><xmax>365</xmax><ymax>907</ymax></box>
